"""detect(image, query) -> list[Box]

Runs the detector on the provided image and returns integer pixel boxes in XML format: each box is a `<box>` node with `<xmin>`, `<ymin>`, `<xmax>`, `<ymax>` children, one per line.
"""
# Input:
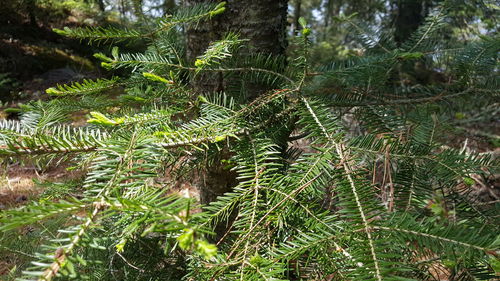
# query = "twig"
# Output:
<box><xmin>116</xmin><ymin>251</ymin><xmax>145</xmax><ymax>272</ymax></box>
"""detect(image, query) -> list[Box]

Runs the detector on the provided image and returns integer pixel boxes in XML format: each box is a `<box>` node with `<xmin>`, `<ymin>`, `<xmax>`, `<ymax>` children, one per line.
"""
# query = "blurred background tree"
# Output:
<box><xmin>1</xmin><ymin>0</ymin><xmax>496</xmax><ymax>98</ymax></box>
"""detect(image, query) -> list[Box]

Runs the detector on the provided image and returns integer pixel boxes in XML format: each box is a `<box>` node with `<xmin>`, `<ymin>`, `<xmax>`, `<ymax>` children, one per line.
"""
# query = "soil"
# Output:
<box><xmin>0</xmin><ymin>163</ymin><xmax>85</xmax><ymax>209</ymax></box>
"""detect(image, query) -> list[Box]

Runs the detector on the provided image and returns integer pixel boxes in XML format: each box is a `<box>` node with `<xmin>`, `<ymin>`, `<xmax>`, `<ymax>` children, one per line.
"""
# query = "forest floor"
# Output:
<box><xmin>0</xmin><ymin>23</ymin><xmax>99</xmax><ymax>102</ymax></box>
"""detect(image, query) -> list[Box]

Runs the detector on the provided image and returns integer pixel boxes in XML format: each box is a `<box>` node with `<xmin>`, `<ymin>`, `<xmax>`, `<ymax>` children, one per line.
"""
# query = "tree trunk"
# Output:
<box><xmin>185</xmin><ymin>0</ymin><xmax>223</xmax><ymax>94</ymax></box>
<box><xmin>225</xmin><ymin>0</ymin><xmax>288</xmax><ymax>55</ymax></box>
<box><xmin>293</xmin><ymin>0</ymin><xmax>302</xmax><ymax>35</ymax></box>
<box><xmin>186</xmin><ymin>0</ymin><xmax>288</xmax><ymax>71</ymax></box>
<box><xmin>119</xmin><ymin>0</ymin><xmax>126</xmax><ymax>19</ymax></box>
<box><xmin>132</xmin><ymin>0</ymin><xmax>144</xmax><ymax>19</ymax></box>
<box><xmin>185</xmin><ymin>0</ymin><xmax>288</xmax><ymax>206</ymax></box>
<box><xmin>26</xmin><ymin>0</ymin><xmax>38</xmax><ymax>26</ymax></box>
<box><xmin>394</xmin><ymin>0</ymin><xmax>424</xmax><ymax>45</ymax></box>
<box><xmin>324</xmin><ymin>0</ymin><xmax>333</xmax><ymax>31</ymax></box>
<box><xmin>97</xmin><ymin>0</ymin><xmax>105</xmax><ymax>11</ymax></box>
<box><xmin>393</xmin><ymin>0</ymin><xmax>440</xmax><ymax>85</ymax></box>
<box><xmin>323</xmin><ymin>0</ymin><xmax>341</xmax><ymax>41</ymax></box>
<box><xmin>163</xmin><ymin>0</ymin><xmax>177</xmax><ymax>16</ymax></box>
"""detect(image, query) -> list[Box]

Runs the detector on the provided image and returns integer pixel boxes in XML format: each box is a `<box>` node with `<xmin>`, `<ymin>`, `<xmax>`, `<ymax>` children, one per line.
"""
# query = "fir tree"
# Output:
<box><xmin>0</xmin><ymin>1</ymin><xmax>498</xmax><ymax>280</ymax></box>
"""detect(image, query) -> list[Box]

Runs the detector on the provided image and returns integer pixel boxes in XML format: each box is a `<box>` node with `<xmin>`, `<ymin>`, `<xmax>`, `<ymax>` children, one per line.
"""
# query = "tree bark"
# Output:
<box><xmin>394</xmin><ymin>0</ymin><xmax>424</xmax><ymax>45</ymax></box>
<box><xmin>26</xmin><ymin>0</ymin><xmax>38</xmax><ymax>26</ymax></box>
<box><xmin>132</xmin><ymin>0</ymin><xmax>144</xmax><ymax>19</ymax></box>
<box><xmin>186</xmin><ymin>0</ymin><xmax>287</xmax><ymax>95</ymax></box>
<box><xmin>97</xmin><ymin>0</ymin><xmax>105</xmax><ymax>11</ymax></box>
<box><xmin>185</xmin><ymin>0</ymin><xmax>223</xmax><ymax>94</ymax></box>
<box><xmin>293</xmin><ymin>0</ymin><xmax>302</xmax><ymax>35</ymax></box>
<box><xmin>163</xmin><ymin>0</ymin><xmax>177</xmax><ymax>16</ymax></box>
<box><xmin>323</xmin><ymin>0</ymin><xmax>341</xmax><ymax>41</ymax></box>
<box><xmin>185</xmin><ymin>0</ymin><xmax>288</xmax><ymax>206</ymax></box>
<box><xmin>324</xmin><ymin>0</ymin><xmax>333</xmax><ymax>31</ymax></box>
<box><xmin>186</xmin><ymin>0</ymin><xmax>288</xmax><ymax>57</ymax></box>
<box><xmin>393</xmin><ymin>0</ymin><xmax>441</xmax><ymax>85</ymax></box>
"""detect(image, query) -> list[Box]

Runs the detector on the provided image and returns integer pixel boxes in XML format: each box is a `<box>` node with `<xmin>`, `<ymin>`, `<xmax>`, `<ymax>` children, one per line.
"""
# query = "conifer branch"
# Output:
<box><xmin>301</xmin><ymin>97</ymin><xmax>383</xmax><ymax>280</ymax></box>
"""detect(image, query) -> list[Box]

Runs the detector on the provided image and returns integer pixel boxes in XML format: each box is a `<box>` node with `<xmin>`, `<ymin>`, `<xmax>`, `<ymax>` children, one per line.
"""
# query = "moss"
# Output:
<box><xmin>25</xmin><ymin>45</ymin><xmax>95</xmax><ymax>71</ymax></box>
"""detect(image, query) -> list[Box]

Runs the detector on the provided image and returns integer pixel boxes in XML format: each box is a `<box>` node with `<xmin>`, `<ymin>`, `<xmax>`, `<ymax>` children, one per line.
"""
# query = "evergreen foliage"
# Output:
<box><xmin>0</xmin><ymin>1</ymin><xmax>499</xmax><ymax>280</ymax></box>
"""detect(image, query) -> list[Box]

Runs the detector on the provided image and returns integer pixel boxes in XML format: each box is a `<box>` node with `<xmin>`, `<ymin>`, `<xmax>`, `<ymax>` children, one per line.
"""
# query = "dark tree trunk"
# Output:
<box><xmin>394</xmin><ymin>0</ymin><xmax>424</xmax><ymax>45</ymax></box>
<box><xmin>324</xmin><ymin>0</ymin><xmax>333</xmax><ymax>31</ymax></box>
<box><xmin>393</xmin><ymin>0</ymin><xmax>442</xmax><ymax>85</ymax></box>
<box><xmin>119</xmin><ymin>0</ymin><xmax>126</xmax><ymax>19</ymax></box>
<box><xmin>163</xmin><ymin>0</ymin><xmax>177</xmax><ymax>16</ymax></box>
<box><xmin>293</xmin><ymin>0</ymin><xmax>302</xmax><ymax>35</ymax></box>
<box><xmin>222</xmin><ymin>0</ymin><xmax>288</xmax><ymax>100</ymax></box>
<box><xmin>186</xmin><ymin>0</ymin><xmax>287</xmax><ymax>94</ymax></box>
<box><xmin>97</xmin><ymin>0</ymin><xmax>105</xmax><ymax>11</ymax></box>
<box><xmin>185</xmin><ymin>0</ymin><xmax>223</xmax><ymax>94</ymax></box>
<box><xmin>26</xmin><ymin>0</ymin><xmax>38</xmax><ymax>26</ymax></box>
<box><xmin>185</xmin><ymin>0</ymin><xmax>288</xmax><ymax>207</ymax></box>
<box><xmin>225</xmin><ymin>0</ymin><xmax>288</xmax><ymax>55</ymax></box>
<box><xmin>132</xmin><ymin>0</ymin><xmax>144</xmax><ymax>19</ymax></box>
<box><xmin>186</xmin><ymin>0</ymin><xmax>287</xmax><ymax>70</ymax></box>
<box><xmin>323</xmin><ymin>0</ymin><xmax>341</xmax><ymax>40</ymax></box>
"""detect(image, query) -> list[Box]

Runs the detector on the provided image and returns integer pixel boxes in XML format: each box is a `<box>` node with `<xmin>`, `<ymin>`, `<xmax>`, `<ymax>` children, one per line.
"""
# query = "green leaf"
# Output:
<box><xmin>115</xmin><ymin>238</ymin><xmax>127</xmax><ymax>252</ymax></box>
<box><xmin>101</xmin><ymin>62</ymin><xmax>113</xmax><ymax>70</ymax></box>
<box><xmin>94</xmin><ymin>52</ymin><xmax>113</xmax><ymax>62</ymax></box>
<box><xmin>46</xmin><ymin>87</ymin><xmax>61</xmax><ymax>95</ymax></box>
<box><xmin>120</xmin><ymin>95</ymin><xmax>147</xmax><ymax>102</ymax></box>
<box><xmin>87</xmin><ymin>112</ymin><xmax>124</xmax><ymax>126</ymax></box>
<box><xmin>214</xmin><ymin>135</ymin><xmax>227</xmax><ymax>142</ymax></box>
<box><xmin>195</xmin><ymin>59</ymin><xmax>206</xmax><ymax>68</ymax></box>
<box><xmin>463</xmin><ymin>177</ymin><xmax>475</xmax><ymax>186</ymax></box>
<box><xmin>52</xmin><ymin>28</ymin><xmax>66</xmax><ymax>35</ymax></box>
<box><xmin>209</xmin><ymin>1</ymin><xmax>226</xmax><ymax>16</ymax></box>
<box><xmin>112</xmin><ymin>46</ymin><xmax>119</xmax><ymax>59</ymax></box>
<box><xmin>398</xmin><ymin>52</ymin><xmax>424</xmax><ymax>60</ymax></box>
<box><xmin>4</xmin><ymin>107</ymin><xmax>21</xmax><ymax>113</ymax></box>
<box><xmin>198</xmin><ymin>95</ymin><xmax>208</xmax><ymax>103</ymax></box>
<box><xmin>298</xmin><ymin>17</ymin><xmax>307</xmax><ymax>28</ymax></box>
<box><xmin>177</xmin><ymin>228</ymin><xmax>194</xmax><ymax>250</ymax></box>
<box><xmin>490</xmin><ymin>255</ymin><xmax>500</xmax><ymax>274</ymax></box>
<box><xmin>142</xmin><ymin>72</ymin><xmax>173</xmax><ymax>84</ymax></box>
<box><xmin>209</xmin><ymin>7</ymin><xmax>225</xmax><ymax>16</ymax></box>
<box><xmin>66</xmin><ymin>260</ymin><xmax>76</xmax><ymax>278</ymax></box>
<box><xmin>249</xmin><ymin>253</ymin><xmax>265</xmax><ymax>266</ymax></box>
<box><xmin>195</xmin><ymin>240</ymin><xmax>217</xmax><ymax>260</ymax></box>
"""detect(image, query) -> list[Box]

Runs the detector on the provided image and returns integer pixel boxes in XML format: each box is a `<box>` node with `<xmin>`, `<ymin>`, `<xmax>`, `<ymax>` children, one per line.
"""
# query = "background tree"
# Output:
<box><xmin>186</xmin><ymin>0</ymin><xmax>288</xmax><ymax>204</ymax></box>
<box><xmin>394</xmin><ymin>0</ymin><xmax>427</xmax><ymax>45</ymax></box>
